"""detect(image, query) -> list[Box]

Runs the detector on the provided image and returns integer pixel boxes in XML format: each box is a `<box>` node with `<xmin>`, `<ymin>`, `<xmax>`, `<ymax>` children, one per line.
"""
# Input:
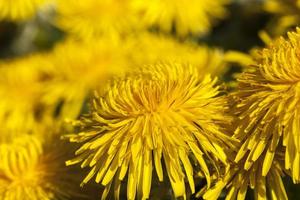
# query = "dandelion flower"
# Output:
<box><xmin>65</xmin><ymin>63</ymin><xmax>235</xmax><ymax>199</ymax></box>
<box><xmin>42</xmin><ymin>39</ymin><xmax>129</xmax><ymax>120</ymax></box>
<box><xmin>201</xmin><ymin>28</ymin><xmax>300</xmax><ymax>200</ymax></box>
<box><xmin>231</xmin><ymin>28</ymin><xmax>300</xmax><ymax>184</ymax></box>
<box><xmin>131</xmin><ymin>0</ymin><xmax>230</xmax><ymax>37</ymax></box>
<box><xmin>0</xmin><ymin>134</ymin><xmax>82</xmax><ymax>200</ymax></box>
<box><xmin>0</xmin><ymin>54</ymin><xmax>53</xmax><ymax>134</ymax></box>
<box><xmin>56</xmin><ymin>0</ymin><xmax>139</xmax><ymax>40</ymax></box>
<box><xmin>0</xmin><ymin>0</ymin><xmax>45</xmax><ymax>21</ymax></box>
<box><xmin>124</xmin><ymin>33</ymin><xmax>231</xmax><ymax>77</ymax></box>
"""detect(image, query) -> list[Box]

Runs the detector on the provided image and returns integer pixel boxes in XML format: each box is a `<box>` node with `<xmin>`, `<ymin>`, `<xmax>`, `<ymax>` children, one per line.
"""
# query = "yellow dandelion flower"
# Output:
<box><xmin>202</xmin><ymin>153</ymin><xmax>288</xmax><ymax>200</ymax></box>
<box><xmin>264</xmin><ymin>0</ymin><xmax>300</xmax><ymax>36</ymax></box>
<box><xmin>0</xmin><ymin>134</ymin><xmax>82</xmax><ymax>200</ymax></box>
<box><xmin>56</xmin><ymin>0</ymin><xmax>139</xmax><ymax>40</ymax></box>
<box><xmin>42</xmin><ymin>39</ymin><xmax>129</xmax><ymax>119</ymax></box>
<box><xmin>65</xmin><ymin>63</ymin><xmax>235</xmax><ymax>199</ymax></box>
<box><xmin>131</xmin><ymin>0</ymin><xmax>230</xmax><ymax>37</ymax></box>
<box><xmin>201</xmin><ymin>28</ymin><xmax>300</xmax><ymax>200</ymax></box>
<box><xmin>0</xmin><ymin>54</ymin><xmax>53</xmax><ymax>135</ymax></box>
<box><xmin>229</xmin><ymin>28</ymin><xmax>300</xmax><ymax>184</ymax></box>
<box><xmin>0</xmin><ymin>0</ymin><xmax>45</xmax><ymax>21</ymax></box>
<box><xmin>124</xmin><ymin>33</ymin><xmax>231</xmax><ymax>77</ymax></box>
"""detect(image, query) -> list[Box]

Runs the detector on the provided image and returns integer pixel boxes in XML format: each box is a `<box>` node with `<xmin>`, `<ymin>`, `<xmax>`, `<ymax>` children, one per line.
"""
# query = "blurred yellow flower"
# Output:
<box><xmin>131</xmin><ymin>0</ymin><xmax>230</xmax><ymax>37</ymax></box>
<box><xmin>56</xmin><ymin>0</ymin><xmax>139</xmax><ymax>40</ymax></box>
<box><xmin>0</xmin><ymin>134</ymin><xmax>82</xmax><ymax>200</ymax></box>
<box><xmin>124</xmin><ymin>33</ymin><xmax>231</xmax><ymax>77</ymax></box>
<box><xmin>264</xmin><ymin>0</ymin><xmax>300</xmax><ymax>36</ymax></box>
<box><xmin>42</xmin><ymin>39</ymin><xmax>129</xmax><ymax>120</ymax></box>
<box><xmin>0</xmin><ymin>0</ymin><xmax>45</xmax><ymax>21</ymax></box>
<box><xmin>232</xmin><ymin>28</ymin><xmax>300</xmax><ymax>184</ymax></box>
<box><xmin>65</xmin><ymin>63</ymin><xmax>235</xmax><ymax>199</ymax></box>
<box><xmin>0</xmin><ymin>54</ymin><xmax>53</xmax><ymax>135</ymax></box>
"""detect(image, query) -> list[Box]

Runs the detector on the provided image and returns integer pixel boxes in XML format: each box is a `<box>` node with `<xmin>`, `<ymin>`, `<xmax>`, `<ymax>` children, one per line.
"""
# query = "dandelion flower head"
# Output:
<box><xmin>65</xmin><ymin>63</ymin><xmax>235</xmax><ymax>199</ymax></box>
<box><xmin>0</xmin><ymin>134</ymin><xmax>82</xmax><ymax>200</ymax></box>
<box><xmin>0</xmin><ymin>54</ymin><xmax>53</xmax><ymax>134</ymax></box>
<box><xmin>232</xmin><ymin>28</ymin><xmax>300</xmax><ymax>184</ymax></box>
<box><xmin>125</xmin><ymin>33</ymin><xmax>229</xmax><ymax>77</ymax></box>
<box><xmin>56</xmin><ymin>0</ymin><xmax>139</xmax><ymax>40</ymax></box>
<box><xmin>131</xmin><ymin>0</ymin><xmax>230</xmax><ymax>37</ymax></box>
<box><xmin>42</xmin><ymin>39</ymin><xmax>129</xmax><ymax>119</ymax></box>
<box><xmin>201</xmin><ymin>27</ymin><xmax>300</xmax><ymax>200</ymax></box>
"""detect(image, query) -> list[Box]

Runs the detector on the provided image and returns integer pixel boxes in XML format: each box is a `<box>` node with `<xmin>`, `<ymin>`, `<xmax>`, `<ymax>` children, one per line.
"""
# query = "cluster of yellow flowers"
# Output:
<box><xmin>0</xmin><ymin>0</ymin><xmax>299</xmax><ymax>200</ymax></box>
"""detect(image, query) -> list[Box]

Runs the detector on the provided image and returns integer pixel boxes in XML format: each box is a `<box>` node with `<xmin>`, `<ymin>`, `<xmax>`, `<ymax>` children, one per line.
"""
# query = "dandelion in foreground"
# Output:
<box><xmin>131</xmin><ymin>0</ymin><xmax>229</xmax><ymax>37</ymax></box>
<box><xmin>0</xmin><ymin>134</ymin><xmax>82</xmax><ymax>200</ymax></box>
<box><xmin>232</xmin><ymin>28</ymin><xmax>300</xmax><ymax>184</ymax></box>
<box><xmin>0</xmin><ymin>0</ymin><xmax>45</xmax><ymax>21</ymax></box>
<box><xmin>202</xmin><ymin>28</ymin><xmax>300</xmax><ymax>200</ymax></box>
<box><xmin>65</xmin><ymin>63</ymin><xmax>235</xmax><ymax>199</ymax></box>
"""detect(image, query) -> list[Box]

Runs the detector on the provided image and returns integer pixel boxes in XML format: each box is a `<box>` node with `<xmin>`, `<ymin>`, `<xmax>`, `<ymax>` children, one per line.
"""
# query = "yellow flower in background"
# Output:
<box><xmin>0</xmin><ymin>134</ymin><xmax>82</xmax><ymax>200</ymax></box>
<box><xmin>232</xmin><ymin>28</ymin><xmax>300</xmax><ymax>185</ymax></box>
<box><xmin>125</xmin><ymin>33</ymin><xmax>230</xmax><ymax>77</ymax></box>
<box><xmin>264</xmin><ymin>0</ymin><xmax>300</xmax><ymax>36</ymax></box>
<box><xmin>202</xmin><ymin>153</ymin><xmax>288</xmax><ymax>200</ymax></box>
<box><xmin>131</xmin><ymin>0</ymin><xmax>230</xmax><ymax>37</ymax></box>
<box><xmin>0</xmin><ymin>54</ymin><xmax>53</xmax><ymax>135</ymax></box>
<box><xmin>65</xmin><ymin>63</ymin><xmax>235</xmax><ymax>199</ymax></box>
<box><xmin>0</xmin><ymin>0</ymin><xmax>45</xmax><ymax>21</ymax></box>
<box><xmin>56</xmin><ymin>0</ymin><xmax>139</xmax><ymax>40</ymax></box>
<box><xmin>42</xmin><ymin>39</ymin><xmax>129</xmax><ymax>120</ymax></box>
